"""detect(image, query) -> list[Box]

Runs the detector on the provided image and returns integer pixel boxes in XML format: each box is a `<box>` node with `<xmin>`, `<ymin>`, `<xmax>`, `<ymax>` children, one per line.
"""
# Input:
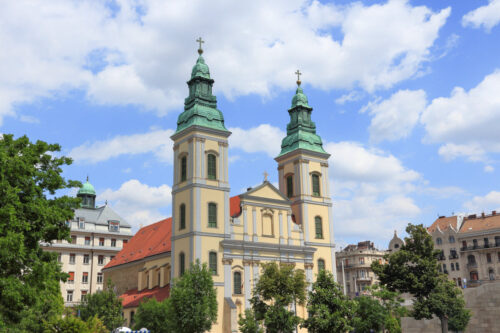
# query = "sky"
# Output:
<box><xmin>2</xmin><ymin>0</ymin><xmax>500</xmax><ymax>249</ymax></box>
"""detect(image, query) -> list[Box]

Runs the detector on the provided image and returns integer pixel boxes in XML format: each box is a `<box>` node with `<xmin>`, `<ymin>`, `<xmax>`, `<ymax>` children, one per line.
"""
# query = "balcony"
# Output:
<box><xmin>467</xmin><ymin>262</ymin><xmax>478</xmax><ymax>269</ymax></box>
<box><xmin>461</xmin><ymin>243</ymin><xmax>500</xmax><ymax>251</ymax></box>
<box><xmin>437</xmin><ymin>255</ymin><xmax>446</xmax><ymax>261</ymax></box>
<box><xmin>356</xmin><ymin>276</ymin><xmax>373</xmax><ymax>282</ymax></box>
<box><xmin>449</xmin><ymin>254</ymin><xmax>459</xmax><ymax>259</ymax></box>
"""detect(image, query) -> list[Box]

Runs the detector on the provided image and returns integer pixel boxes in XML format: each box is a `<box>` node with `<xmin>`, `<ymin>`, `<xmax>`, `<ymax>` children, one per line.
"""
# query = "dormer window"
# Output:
<box><xmin>78</xmin><ymin>217</ymin><xmax>85</xmax><ymax>229</ymax></box>
<box><xmin>109</xmin><ymin>220</ymin><xmax>120</xmax><ymax>232</ymax></box>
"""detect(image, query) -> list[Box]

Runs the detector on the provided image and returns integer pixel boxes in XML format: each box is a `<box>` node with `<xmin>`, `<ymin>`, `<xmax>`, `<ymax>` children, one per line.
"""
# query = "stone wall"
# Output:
<box><xmin>402</xmin><ymin>281</ymin><xmax>500</xmax><ymax>333</ymax></box>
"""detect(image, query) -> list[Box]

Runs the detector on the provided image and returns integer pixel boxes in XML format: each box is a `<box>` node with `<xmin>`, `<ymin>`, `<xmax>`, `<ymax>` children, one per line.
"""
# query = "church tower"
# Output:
<box><xmin>170</xmin><ymin>39</ymin><xmax>231</xmax><ymax>286</ymax></box>
<box><xmin>275</xmin><ymin>72</ymin><xmax>337</xmax><ymax>281</ymax></box>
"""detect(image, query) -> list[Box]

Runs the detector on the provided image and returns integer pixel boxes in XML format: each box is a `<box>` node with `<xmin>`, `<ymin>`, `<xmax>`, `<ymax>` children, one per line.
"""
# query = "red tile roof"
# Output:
<box><xmin>460</xmin><ymin>213</ymin><xmax>500</xmax><ymax>233</ymax></box>
<box><xmin>105</xmin><ymin>196</ymin><xmax>243</xmax><ymax>270</ymax></box>
<box><xmin>428</xmin><ymin>216</ymin><xmax>458</xmax><ymax>233</ymax></box>
<box><xmin>105</xmin><ymin>218</ymin><xmax>172</xmax><ymax>269</ymax></box>
<box><xmin>120</xmin><ymin>285</ymin><xmax>170</xmax><ymax>308</ymax></box>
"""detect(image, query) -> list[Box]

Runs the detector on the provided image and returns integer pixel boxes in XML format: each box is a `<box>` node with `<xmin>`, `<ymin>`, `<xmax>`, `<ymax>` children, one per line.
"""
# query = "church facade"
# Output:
<box><xmin>103</xmin><ymin>43</ymin><xmax>336</xmax><ymax>332</ymax></box>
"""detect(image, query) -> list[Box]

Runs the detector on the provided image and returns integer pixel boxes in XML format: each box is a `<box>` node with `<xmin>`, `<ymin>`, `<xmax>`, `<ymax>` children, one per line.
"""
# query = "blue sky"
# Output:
<box><xmin>3</xmin><ymin>0</ymin><xmax>500</xmax><ymax>248</ymax></box>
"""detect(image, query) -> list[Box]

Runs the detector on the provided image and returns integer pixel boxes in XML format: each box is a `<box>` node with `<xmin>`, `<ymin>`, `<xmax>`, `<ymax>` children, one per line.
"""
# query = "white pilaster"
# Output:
<box><xmin>244</xmin><ymin>261</ymin><xmax>251</xmax><ymax>309</ymax></box>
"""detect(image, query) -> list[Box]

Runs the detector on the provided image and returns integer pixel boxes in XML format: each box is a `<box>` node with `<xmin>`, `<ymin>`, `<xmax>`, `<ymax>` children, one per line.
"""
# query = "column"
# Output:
<box><xmin>173</xmin><ymin>145</ymin><xmax>179</xmax><ymax>185</ymax></box>
<box><xmin>252</xmin><ymin>208</ymin><xmax>258</xmax><ymax>242</ymax></box>
<box><xmin>195</xmin><ymin>138</ymin><xmax>201</xmax><ymax>179</ymax></box>
<box><xmin>279</xmin><ymin>213</ymin><xmax>285</xmax><ymax>244</ymax></box>
<box><xmin>304</xmin><ymin>263</ymin><xmax>313</xmax><ymax>291</ymax></box>
<box><xmin>278</xmin><ymin>165</ymin><xmax>284</xmax><ymax>193</ymax></box>
<box><xmin>252</xmin><ymin>261</ymin><xmax>260</xmax><ymax>288</ymax></box>
<box><xmin>200</xmin><ymin>139</ymin><xmax>206</xmax><ymax>181</ymax></box>
<box><xmin>243</xmin><ymin>260</ymin><xmax>251</xmax><ymax>309</ymax></box>
<box><xmin>243</xmin><ymin>207</ymin><xmax>249</xmax><ymax>241</ymax></box>
<box><xmin>303</xmin><ymin>160</ymin><xmax>310</xmax><ymax>196</ymax></box>
<box><xmin>287</xmin><ymin>213</ymin><xmax>292</xmax><ymax>245</ymax></box>
<box><xmin>188</xmin><ymin>138</ymin><xmax>194</xmax><ymax>179</ymax></box>
<box><xmin>223</xmin><ymin>258</ymin><xmax>233</xmax><ymax>298</ymax></box>
<box><xmin>293</xmin><ymin>161</ymin><xmax>301</xmax><ymax>196</ymax></box>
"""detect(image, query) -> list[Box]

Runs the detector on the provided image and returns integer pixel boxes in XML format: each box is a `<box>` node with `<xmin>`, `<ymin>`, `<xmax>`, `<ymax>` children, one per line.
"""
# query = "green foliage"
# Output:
<box><xmin>301</xmin><ymin>269</ymin><xmax>355</xmax><ymax>333</ymax></box>
<box><xmin>43</xmin><ymin>310</ymin><xmax>107</xmax><ymax>333</ymax></box>
<box><xmin>168</xmin><ymin>260</ymin><xmax>217</xmax><ymax>333</ymax></box>
<box><xmin>133</xmin><ymin>297</ymin><xmax>171</xmax><ymax>333</ymax></box>
<box><xmin>353</xmin><ymin>295</ymin><xmax>386</xmax><ymax>333</ymax></box>
<box><xmin>372</xmin><ymin>223</ymin><xmax>470</xmax><ymax>332</ymax></box>
<box><xmin>77</xmin><ymin>281</ymin><xmax>124</xmax><ymax>330</ymax></box>
<box><xmin>250</xmin><ymin>262</ymin><xmax>307</xmax><ymax>333</ymax></box>
<box><xmin>0</xmin><ymin>134</ymin><xmax>81</xmax><ymax>331</ymax></box>
<box><xmin>238</xmin><ymin>309</ymin><xmax>264</xmax><ymax>333</ymax></box>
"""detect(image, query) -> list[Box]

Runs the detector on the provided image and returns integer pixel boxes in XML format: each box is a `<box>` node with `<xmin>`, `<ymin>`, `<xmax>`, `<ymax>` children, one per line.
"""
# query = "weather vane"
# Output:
<box><xmin>295</xmin><ymin>69</ymin><xmax>302</xmax><ymax>86</ymax></box>
<box><xmin>196</xmin><ymin>37</ymin><xmax>204</xmax><ymax>55</ymax></box>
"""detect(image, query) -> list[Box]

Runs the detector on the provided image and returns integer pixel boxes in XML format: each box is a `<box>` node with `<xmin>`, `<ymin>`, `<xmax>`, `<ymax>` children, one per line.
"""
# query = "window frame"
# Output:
<box><xmin>315</xmin><ymin>216</ymin><xmax>323</xmax><ymax>239</ymax></box>
<box><xmin>180</xmin><ymin>204</ymin><xmax>186</xmax><ymax>230</ymax></box>
<box><xmin>180</xmin><ymin>155</ymin><xmax>187</xmax><ymax>182</ymax></box>
<box><xmin>179</xmin><ymin>252</ymin><xmax>185</xmax><ymax>276</ymax></box>
<box><xmin>317</xmin><ymin>259</ymin><xmax>325</xmax><ymax>272</ymax></box>
<box><xmin>207</xmin><ymin>153</ymin><xmax>217</xmax><ymax>180</ymax></box>
<box><xmin>286</xmin><ymin>174</ymin><xmax>293</xmax><ymax>198</ymax></box>
<box><xmin>208</xmin><ymin>203</ymin><xmax>217</xmax><ymax>228</ymax></box>
<box><xmin>311</xmin><ymin>173</ymin><xmax>321</xmax><ymax>197</ymax></box>
<box><xmin>83</xmin><ymin>254</ymin><xmax>90</xmax><ymax>265</ymax></box>
<box><xmin>233</xmin><ymin>271</ymin><xmax>242</xmax><ymax>295</ymax></box>
<box><xmin>209</xmin><ymin>251</ymin><xmax>217</xmax><ymax>275</ymax></box>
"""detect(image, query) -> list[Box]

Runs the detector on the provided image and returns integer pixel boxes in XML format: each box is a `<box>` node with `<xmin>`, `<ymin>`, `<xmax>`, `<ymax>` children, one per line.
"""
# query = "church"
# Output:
<box><xmin>102</xmin><ymin>41</ymin><xmax>336</xmax><ymax>332</ymax></box>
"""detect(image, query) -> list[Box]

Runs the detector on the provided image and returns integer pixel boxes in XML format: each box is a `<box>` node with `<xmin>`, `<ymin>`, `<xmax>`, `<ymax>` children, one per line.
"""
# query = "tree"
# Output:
<box><xmin>250</xmin><ymin>262</ymin><xmax>307</xmax><ymax>333</ymax></box>
<box><xmin>372</xmin><ymin>223</ymin><xmax>470</xmax><ymax>333</ymax></box>
<box><xmin>168</xmin><ymin>260</ymin><xmax>217</xmax><ymax>333</ymax></box>
<box><xmin>77</xmin><ymin>281</ymin><xmax>124</xmax><ymax>330</ymax></box>
<box><xmin>238</xmin><ymin>309</ymin><xmax>264</xmax><ymax>333</ymax></box>
<box><xmin>133</xmin><ymin>297</ymin><xmax>171</xmax><ymax>333</ymax></box>
<box><xmin>0</xmin><ymin>134</ymin><xmax>81</xmax><ymax>331</ymax></box>
<box><xmin>301</xmin><ymin>269</ymin><xmax>355</xmax><ymax>333</ymax></box>
<box><xmin>43</xmin><ymin>309</ymin><xmax>107</xmax><ymax>333</ymax></box>
<box><xmin>353</xmin><ymin>295</ymin><xmax>386</xmax><ymax>333</ymax></box>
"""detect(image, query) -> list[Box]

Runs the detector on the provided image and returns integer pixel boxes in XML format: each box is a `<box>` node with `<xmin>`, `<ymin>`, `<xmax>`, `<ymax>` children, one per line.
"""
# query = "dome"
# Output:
<box><xmin>291</xmin><ymin>87</ymin><xmax>310</xmax><ymax>108</ymax></box>
<box><xmin>78</xmin><ymin>180</ymin><xmax>96</xmax><ymax>196</ymax></box>
<box><xmin>191</xmin><ymin>56</ymin><xmax>211</xmax><ymax>80</ymax></box>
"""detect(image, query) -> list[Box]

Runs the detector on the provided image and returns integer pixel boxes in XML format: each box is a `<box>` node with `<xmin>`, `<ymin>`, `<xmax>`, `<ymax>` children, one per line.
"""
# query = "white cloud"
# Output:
<box><xmin>464</xmin><ymin>191</ymin><xmax>500</xmax><ymax>213</ymax></box>
<box><xmin>69</xmin><ymin>129</ymin><xmax>175</xmax><ymax>164</ymax></box>
<box><xmin>229</xmin><ymin>124</ymin><xmax>285</xmax><ymax>157</ymax></box>
<box><xmin>421</xmin><ymin>70</ymin><xmax>500</xmax><ymax>162</ymax></box>
<box><xmin>463</xmin><ymin>0</ymin><xmax>500</xmax><ymax>31</ymax></box>
<box><xmin>325</xmin><ymin>141</ymin><xmax>422</xmax><ymax>242</ymax></box>
<box><xmin>484</xmin><ymin>165</ymin><xmax>494</xmax><ymax>173</ymax></box>
<box><xmin>335</xmin><ymin>91</ymin><xmax>363</xmax><ymax>105</ymax></box>
<box><xmin>363</xmin><ymin>89</ymin><xmax>427</xmax><ymax>142</ymax></box>
<box><xmin>99</xmin><ymin>179</ymin><xmax>172</xmax><ymax>230</ymax></box>
<box><xmin>0</xmin><ymin>0</ymin><xmax>450</xmax><ymax>125</ymax></box>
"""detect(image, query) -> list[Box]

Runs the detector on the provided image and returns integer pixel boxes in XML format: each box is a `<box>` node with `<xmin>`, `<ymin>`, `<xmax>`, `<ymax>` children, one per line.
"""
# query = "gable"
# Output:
<box><xmin>240</xmin><ymin>181</ymin><xmax>290</xmax><ymax>204</ymax></box>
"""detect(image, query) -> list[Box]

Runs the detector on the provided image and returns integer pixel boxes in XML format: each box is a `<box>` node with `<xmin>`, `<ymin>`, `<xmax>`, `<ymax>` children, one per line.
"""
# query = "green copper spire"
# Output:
<box><xmin>175</xmin><ymin>38</ymin><xmax>228</xmax><ymax>133</ymax></box>
<box><xmin>278</xmin><ymin>71</ymin><xmax>328</xmax><ymax>157</ymax></box>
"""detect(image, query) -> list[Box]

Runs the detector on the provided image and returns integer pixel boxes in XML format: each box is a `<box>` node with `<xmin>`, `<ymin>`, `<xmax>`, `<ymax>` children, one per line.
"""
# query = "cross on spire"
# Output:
<box><xmin>196</xmin><ymin>37</ymin><xmax>205</xmax><ymax>55</ymax></box>
<box><xmin>295</xmin><ymin>69</ymin><xmax>302</xmax><ymax>86</ymax></box>
<box><xmin>263</xmin><ymin>171</ymin><xmax>269</xmax><ymax>182</ymax></box>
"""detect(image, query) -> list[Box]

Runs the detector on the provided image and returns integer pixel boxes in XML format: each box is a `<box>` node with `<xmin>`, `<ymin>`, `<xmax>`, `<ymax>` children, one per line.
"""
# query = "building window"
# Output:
<box><xmin>315</xmin><ymin>216</ymin><xmax>323</xmax><ymax>239</ymax></box>
<box><xmin>318</xmin><ymin>259</ymin><xmax>325</xmax><ymax>272</ymax></box>
<box><xmin>97</xmin><ymin>273</ymin><xmax>103</xmax><ymax>284</ymax></box>
<box><xmin>470</xmin><ymin>271</ymin><xmax>478</xmax><ymax>281</ymax></box>
<box><xmin>209</xmin><ymin>252</ymin><xmax>217</xmax><ymax>275</ymax></box>
<box><xmin>158</xmin><ymin>271</ymin><xmax>161</xmax><ymax>287</ymax></box>
<box><xmin>359</xmin><ymin>257</ymin><xmax>365</xmax><ymax>264</ymax></box>
<box><xmin>130</xmin><ymin>311</ymin><xmax>135</xmax><ymax>326</ymax></box>
<box><xmin>468</xmin><ymin>254</ymin><xmax>476</xmax><ymax>265</ymax></box>
<box><xmin>57</xmin><ymin>254</ymin><xmax>62</xmax><ymax>263</ymax></box>
<box><xmin>286</xmin><ymin>175</ymin><xmax>293</xmax><ymax>198</ymax></box>
<box><xmin>451</xmin><ymin>263</ymin><xmax>455</xmax><ymax>271</ymax></box>
<box><xmin>456</xmin><ymin>262</ymin><xmax>460</xmax><ymax>270</ymax></box>
<box><xmin>462</xmin><ymin>240</ymin><xmax>467</xmax><ymax>249</ymax></box>
<box><xmin>109</xmin><ymin>220</ymin><xmax>120</xmax><ymax>232</ymax></box>
<box><xmin>208</xmin><ymin>203</ymin><xmax>217</xmax><ymax>228</ymax></box>
<box><xmin>68</xmin><ymin>272</ymin><xmax>75</xmax><ymax>284</ymax></box>
<box><xmin>71</xmin><ymin>235</ymin><xmax>77</xmax><ymax>244</ymax></box>
<box><xmin>473</xmin><ymin>239</ymin><xmax>478</xmax><ymax>248</ymax></box>
<box><xmin>436</xmin><ymin>238</ymin><xmax>442</xmax><ymax>245</ymax></box>
<box><xmin>83</xmin><ymin>254</ymin><xmax>89</xmax><ymax>265</ymax></box>
<box><xmin>82</xmin><ymin>272</ymin><xmax>89</xmax><ymax>284</ymax></box>
<box><xmin>111</xmin><ymin>239</ymin><xmax>116</xmax><ymax>247</ymax></box>
<box><xmin>98</xmin><ymin>255</ymin><xmax>104</xmax><ymax>265</ymax></box>
<box><xmin>180</xmin><ymin>204</ymin><xmax>186</xmax><ymax>230</ymax></box>
<box><xmin>66</xmin><ymin>290</ymin><xmax>73</xmax><ymax>302</ymax></box>
<box><xmin>496</xmin><ymin>236</ymin><xmax>500</xmax><ymax>247</ymax></box>
<box><xmin>485</xmin><ymin>238</ymin><xmax>490</xmax><ymax>247</ymax></box>
<box><xmin>123</xmin><ymin>239</ymin><xmax>128</xmax><ymax>246</ymax></box>
<box><xmin>489</xmin><ymin>268</ymin><xmax>495</xmax><ymax>280</ymax></box>
<box><xmin>449</xmin><ymin>235</ymin><xmax>455</xmax><ymax>243</ymax></box>
<box><xmin>487</xmin><ymin>253</ymin><xmax>492</xmax><ymax>263</ymax></box>
<box><xmin>179</xmin><ymin>252</ymin><xmax>185</xmax><ymax>276</ymax></box>
<box><xmin>85</xmin><ymin>237</ymin><xmax>91</xmax><ymax>246</ymax></box>
<box><xmin>233</xmin><ymin>271</ymin><xmax>242</xmax><ymax>295</ymax></box>
<box><xmin>181</xmin><ymin>156</ymin><xmax>187</xmax><ymax>182</ymax></box>
<box><xmin>207</xmin><ymin>154</ymin><xmax>216</xmax><ymax>180</ymax></box>
<box><xmin>99</xmin><ymin>238</ymin><xmax>104</xmax><ymax>246</ymax></box>
<box><xmin>312</xmin><ymin>174</ymin><xmax>320</xmax><ymax>196</ymax></box>
<box><xmin>81</xmin><ymin>290</ymin><xmax>88</xmax><ymax>302</ymax></box>
<box><xmin>69</xmin><ymin>253</ymin><xmax>76</xmax><ymax>264</ymax></box>
<box><xmin>78</xmin><ymin>218</ymin><xmax>85</xmax><ymax>229</ymax></box>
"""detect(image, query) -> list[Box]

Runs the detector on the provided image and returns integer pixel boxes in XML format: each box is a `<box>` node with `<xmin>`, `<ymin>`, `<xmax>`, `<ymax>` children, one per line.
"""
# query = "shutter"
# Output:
<box><xmin>68</xmin><ymin>272</ymin><xmax>75</xmax><ymax>281</ymax></box>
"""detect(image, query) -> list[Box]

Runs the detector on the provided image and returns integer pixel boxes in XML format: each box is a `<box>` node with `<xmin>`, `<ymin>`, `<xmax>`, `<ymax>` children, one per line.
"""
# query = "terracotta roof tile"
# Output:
<box><xmin>104</xmin><ymin>218</ymin><xmax>172</xmax><ymax>269</ymax></box>
<box><xmin>460</xmin><ymin>213</ymin><xmax>500</xmax><ymax>233</ymax></box>
<box><xmin>230</xmin><ymin>195</ymin><xmax>241</xmax><ymax>217</ymax></box>
<box><xmin>120</xmin><ymin>285</ymin><xmax>170</xmax><ymax>308</ymax></box>
<box><xmin>428</xmin><ymin>216</ymin><xmax>458</xmax><ymax>233</ymax></box>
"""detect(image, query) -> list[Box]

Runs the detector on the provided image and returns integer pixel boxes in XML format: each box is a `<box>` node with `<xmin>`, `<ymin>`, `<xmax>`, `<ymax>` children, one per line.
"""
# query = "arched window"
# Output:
<box><xmin>286</xmin><ymin>175</ymin><xmax>293</xmax><ymax>198</ymax></box>
<box><xmin>180</xmin><ymin>204</ymin><xmax>186</xmax><ymax>230</ymax></box>
<box><xmin>208</xmin><ymin>203</ymin><xmax>217</xmax><ymax>228</ymax></box>
<box><xmin>489</xmin><ymin>268</ymin><xmax>495</xmax><ymax>281</ymax></box>
<box><xmin>467</xmin><ymin>254</ymin><xmax>476</xmax><ymax>264</ymax></box>
<box><xmin>449</xmin><ymin>235</ymin><xmax>455</xmax><ymax>243</ymax></box>
<box><xmin>181</xmin><ymin>156</ymin><xmax>187</xmax><ymax>182</ymax></box>
<box><xmin>317</xmin><ymin>259</ymin><xmax>325</xmax><ymax>272</ymax></box>
<box><xmin>179</xmin><ymin>252</ymin><xmax>185</xmax><ymax>276</ymax></box>
<box><xmin>436</xmin><ymin>238</ymin><xmax>442</xmax><ymax>245</ymax></box>
<box><xmin>312</xmin><ymin>174</ymin><xmax>321</xmax><ymax>196</ymax></box>
<box><xmin>209</xmin><ymin>252</ymin><xmax>217</xmax><ymax>275</ymax></box>
<box><xmin>470</xmin><ymin>271</ymin><xmax>478</xmax><ymax>281</ymax></box>
<box><xmin>207</xmin><ymin>154</ymin><xmax>216</xmax><ymax>180</ymax></box>
<box><xmin>233</xmin><ymin>271</ymin><xmax>242</xmax><ymax>294</ymax></box>
<box><xmin>315</xmin><ymin>216</ymin><xmax>323</xmax><ymax>239</ymax></box>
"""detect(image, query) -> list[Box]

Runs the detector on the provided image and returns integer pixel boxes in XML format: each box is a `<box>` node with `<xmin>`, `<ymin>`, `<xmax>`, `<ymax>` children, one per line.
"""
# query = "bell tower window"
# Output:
<box><xmin>312</xmin><ymin>174</ymin><xmax>320</xmax><ymax>196</ymax></box>
<box><xmin>207</xmin><ymin>154</ymin><xmax>216</xmax><ymax>180</ymax></box>
<box><xmin>315</xmin><ymin>216</ymin><xmax>323</xmax><ymax>239</ymax></box>
<box><xmin>180</xmin><ymin>204</ymin><xmax>186</xmax><ymax>230</ymax></box>
<box><xmin>286</xmin><ymin>175</ymin><xmax>293</xmax><ymax>198</ymax></box>
<box><xmin>179</xmin><ymin>252</ymin><xmax>185</xmax><ymax>276</ymax></box>
<box><xmin>181</xmin><ymin>156</ymin><xmax>187</xmax><ymax>182</ymax></box>
<box><xmin>208</xmin><ymin>203</ymin><xmax>217</xmax><ymax>228</ymax></box>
